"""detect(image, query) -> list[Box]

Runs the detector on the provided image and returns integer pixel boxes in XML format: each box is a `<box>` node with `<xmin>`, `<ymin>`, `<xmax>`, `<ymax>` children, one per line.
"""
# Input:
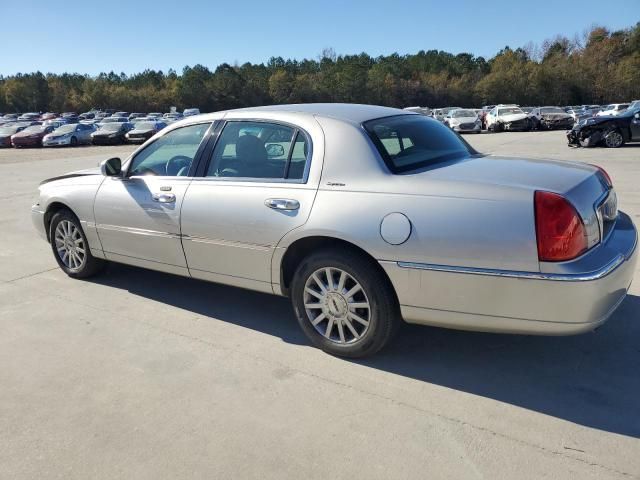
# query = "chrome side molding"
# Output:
<box><xmin>397</xmin><ymin>256</ymin><xmax>627</xmax><ymax>282</ymax></box>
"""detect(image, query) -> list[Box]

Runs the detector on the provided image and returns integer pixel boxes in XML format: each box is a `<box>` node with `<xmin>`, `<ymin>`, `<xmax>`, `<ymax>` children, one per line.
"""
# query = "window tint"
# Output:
<box><xmin>206</xmin><ymin>121</ymin><xmax>310</xmax><ymax>180</ymax></box>
<box><xmin>128</xmin><ymin>123</ymin><xmax>210</xmax><ymax>177</ymax></box>
<box><xmin>364</xmin><ymin>115</ymin><xmax>473</xmax><ymax>173</ymax></box>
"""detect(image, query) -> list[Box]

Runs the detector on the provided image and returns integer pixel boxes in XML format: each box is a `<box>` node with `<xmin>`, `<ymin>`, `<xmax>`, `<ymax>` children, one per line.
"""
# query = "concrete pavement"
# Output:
<box><xmin>1</xmin><ymin>135</ymin><xmax>639</xmax><ymax>479</ymax></box>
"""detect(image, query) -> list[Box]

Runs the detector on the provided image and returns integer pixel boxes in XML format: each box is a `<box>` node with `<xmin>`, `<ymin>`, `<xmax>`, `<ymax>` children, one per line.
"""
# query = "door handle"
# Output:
<box><xmin>264</xmin><ymin>198</ymin><xmax>300</xmax><ymax>211</ymax></box>
<box><xmin>152</xmin><ymin>193</ymin><xmax>176</xmax><ymax>203</ymax></box>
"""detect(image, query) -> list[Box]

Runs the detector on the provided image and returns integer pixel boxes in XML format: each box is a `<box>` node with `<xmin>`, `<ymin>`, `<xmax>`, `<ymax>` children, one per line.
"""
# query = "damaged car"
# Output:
<box><xmin>486</xmin><ymin>105</ymin><xmax>532</xmax><ymax>132</ymax></box>
<box><xmin>530</xmin><ymin>107</ymin><xmax>575</xmax><ymax>130</ymax></box>
<box><xmin>568</xmin><ymin>104</ymin><xmax>640</xmax><ymax>148</ymax></box>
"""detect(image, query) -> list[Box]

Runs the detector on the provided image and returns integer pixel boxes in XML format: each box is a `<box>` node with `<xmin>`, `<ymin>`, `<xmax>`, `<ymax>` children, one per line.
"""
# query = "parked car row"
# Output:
<box><xmin>405</xmin><ymin>100</ymin><xmax>640</xmax><ymax>147</ymax></box>
<box><xmin>0</xmin><ymin>107</ymin><xmax>199</xmax><ymax>148</ymax></box>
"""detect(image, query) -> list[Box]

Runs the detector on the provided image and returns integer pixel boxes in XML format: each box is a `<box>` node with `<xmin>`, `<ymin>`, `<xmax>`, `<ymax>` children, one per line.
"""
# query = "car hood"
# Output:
<box><xmin>541</xmin><ymin>113</ymin><xmax>572</xmax><ymax>120</ymax></box>
<box><xmin>13</xmin><ymin>130</ymin><xmax>43</xmax><ymax>138</ymax></box>
<box><xmin>498</xmin><ymin>113</ymin><xmax>528</xmax><ymax>122</ymax></box>
<box><xmin>129</xmin><ymin>128</ymin><xmax>153</xmax><ymax>134</ymax></box>
<box><xmin>574</xmin><ymin>116</ymin><xmax>617</xmax><ymax>129</ymax></box>
<box><xmin>93</xmin><ymin>130</ymin><xmax>120</xmax><ymax>135</ymax></box>
<box><xmin>450</xmin><ymin>116</ymin><xmax>477</xmax><ymax>123</ymax></box>
<box><xmin>40</xmin><ymin>167</ymin><xmax>102</xmax><ymax>186</ymax></box>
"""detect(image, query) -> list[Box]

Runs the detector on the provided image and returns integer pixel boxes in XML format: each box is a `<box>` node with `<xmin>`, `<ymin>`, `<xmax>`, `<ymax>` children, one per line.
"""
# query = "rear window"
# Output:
<box><xmin>363</xmin><ymin>115</ymin><xmax>474</xmax><ymax>173</ymax></box>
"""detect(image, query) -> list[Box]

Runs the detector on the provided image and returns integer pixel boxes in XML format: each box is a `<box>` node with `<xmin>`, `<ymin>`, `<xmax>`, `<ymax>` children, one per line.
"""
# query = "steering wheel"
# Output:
<box><xmin>165</xmin><ymin>155</ymin><xmax>192</xmax><ymax>176</ymax></box>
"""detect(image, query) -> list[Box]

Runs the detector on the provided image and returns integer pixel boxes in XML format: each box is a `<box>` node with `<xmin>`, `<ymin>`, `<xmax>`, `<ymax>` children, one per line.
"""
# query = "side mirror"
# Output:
<box><xmin>635</xmin><ymin>113</ymin><xmax>640</xmax><ymax>120</ymax></box>
<box><xmin>100</xmin><ymin>157</ymin><xmax>122</xmax><ymax>176</ymax></box>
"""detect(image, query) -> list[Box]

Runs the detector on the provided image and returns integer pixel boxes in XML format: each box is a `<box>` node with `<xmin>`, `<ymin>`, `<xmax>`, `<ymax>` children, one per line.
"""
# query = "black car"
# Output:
<box><xmin>125</xmin><ymin>121</ymin><xmax>166</xmax><ymax>143</ymax></box>
<box><xmin>568</xmin><ymin>106</ymin><xmax>640</xmax><ymax>148</ymax></box>
<box><xmin>91</xmin><ymin>122</ymin><xmax>132</xmax><ymax>145</ymax></box>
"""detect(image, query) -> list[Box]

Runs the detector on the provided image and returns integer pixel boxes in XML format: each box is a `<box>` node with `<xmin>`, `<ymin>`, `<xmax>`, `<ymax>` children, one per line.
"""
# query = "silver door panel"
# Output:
<box><xmin>181</xmin><ymin>181</ymin><xmax>317</xmax><ymax>283</ymax></box>
<box><xmin>94</xmin><ymin>176</ymin><xmax>191</xmax><ymax>270</ymax></box>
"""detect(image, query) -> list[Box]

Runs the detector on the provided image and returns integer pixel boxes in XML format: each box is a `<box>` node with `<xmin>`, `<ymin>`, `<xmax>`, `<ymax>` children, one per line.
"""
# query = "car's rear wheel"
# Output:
<box><xmin>291</xmin><ymin>249</ymin><xmax>400</xmax><ymax>358</ymax></box>
<box><xmin>50</xmin><ymin>210</ymin><xmax>106</xmax><ymax>279</ymax></box>
<box><xmin>70</xmin><ymin>136</ymin><xmax>78</xmax><ymax>147</ymax></box>
<box><xmin>604</xmin><ymin>130</ymin><xmax>624</xmax><ymax>148</ymax></box>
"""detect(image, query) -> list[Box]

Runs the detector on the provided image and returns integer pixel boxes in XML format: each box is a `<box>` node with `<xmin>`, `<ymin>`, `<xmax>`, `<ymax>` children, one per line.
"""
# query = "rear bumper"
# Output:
<box><xmin>381</xmin><ymin>211</ymin><xmax>637</xmax><ymax>335</ymax></box>
<box><xmin>92</xmin><ymin>137</ymin><xmax>121</xmax><ymax>145</ymax></box>
<box><xmin>43</xmin><ymin>137</ymin><xmax>71</xmax><ymax>147</ymax></box>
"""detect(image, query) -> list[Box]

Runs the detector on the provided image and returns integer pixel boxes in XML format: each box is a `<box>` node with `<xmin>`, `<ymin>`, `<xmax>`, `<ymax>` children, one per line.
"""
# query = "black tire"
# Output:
<box><xmin>70</xmin><ymin>136</ymin><xmax>78</xmax><ymax>147</ymax></box>
<box><xmin>604</xmin><ymin>130</ymin><xmax>625</xmax><ymax>148</ymax></box>
<box><xmin>291</xmin><ymin>248</ymin><xmax>400</xmax><ymax>358</ymax></box>
<box><xmin>493</xmin><ymin>122</ymin><xmax>503</xmax><ymax>132</ymax></box>
<box><xmin>49</xmin><ymin>209</ymin><xmax>106</xmax><ymax>279</ymax></box>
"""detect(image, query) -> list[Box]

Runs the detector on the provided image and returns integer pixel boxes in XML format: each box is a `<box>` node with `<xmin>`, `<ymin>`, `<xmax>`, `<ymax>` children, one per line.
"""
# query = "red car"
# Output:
<box><xmin>11</xmin><ymin>125</ymin><xmax>55</xmax><ymax>148</ymax></box>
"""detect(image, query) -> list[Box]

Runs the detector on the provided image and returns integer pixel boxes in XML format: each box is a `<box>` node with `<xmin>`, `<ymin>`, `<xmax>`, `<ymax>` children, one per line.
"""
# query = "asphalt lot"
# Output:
<box><xmin>1</xmin><ymin>132</ymin><xmax>639</xmax><ymax>479</ymax></box>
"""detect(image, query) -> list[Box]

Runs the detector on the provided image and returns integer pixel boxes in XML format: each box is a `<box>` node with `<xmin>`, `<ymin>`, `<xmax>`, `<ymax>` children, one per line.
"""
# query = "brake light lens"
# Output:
<box><xmin>534</xmin><ymin>191</ymin><xmax>588</xmax><ymax>262</ymax></box>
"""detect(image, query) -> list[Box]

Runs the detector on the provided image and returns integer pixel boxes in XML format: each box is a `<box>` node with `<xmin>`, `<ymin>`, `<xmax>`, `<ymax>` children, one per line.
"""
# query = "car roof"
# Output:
<box><xmin>188</xmin><ymin>103</ymin><xmax>412</xmax><ymax>125</ymax></box>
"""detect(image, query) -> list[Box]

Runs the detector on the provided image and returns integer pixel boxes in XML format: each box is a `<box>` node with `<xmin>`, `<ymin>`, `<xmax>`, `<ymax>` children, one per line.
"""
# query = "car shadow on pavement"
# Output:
<box><xmin>93</xmin><ymin>264</ymin><xmax>640</xmax><ymax>438</ymax></box>
<box><xmin>361</xmin><ymin>293</ymin><xmax>640</xmax><ymax>439</ymax></box>
<box><xmin>93</xmin><ymin>263</ymin><xmax>308</xmax><ymax>346</ymax></box>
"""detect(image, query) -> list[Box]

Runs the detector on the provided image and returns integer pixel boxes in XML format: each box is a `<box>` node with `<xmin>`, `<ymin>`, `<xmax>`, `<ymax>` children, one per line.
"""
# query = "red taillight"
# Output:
<box><xmin>589</xmin><ymin>164</ymin><xmax>612</xmax><ymax>187</ymax></box>
<box><xmin>534</xmin><ymin>191</ymin><xmax>588</xmax><ymax>262</ymax></box>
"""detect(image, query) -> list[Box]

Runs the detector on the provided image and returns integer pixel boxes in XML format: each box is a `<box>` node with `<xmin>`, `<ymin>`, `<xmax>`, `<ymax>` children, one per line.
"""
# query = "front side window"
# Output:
<box><xmin>128</xmin><ymin>123</ymin><xmax>210</xmax><ymax>177</ymax></box>
<box><xmin>206</xmin><ymin>121</ymin><xmax>310</xmax><ymax>180</ymax></box>
<box><xmin>364</xmin><ymin>115</ymin><xmax>474</xmax><ymax>174</ymax></box>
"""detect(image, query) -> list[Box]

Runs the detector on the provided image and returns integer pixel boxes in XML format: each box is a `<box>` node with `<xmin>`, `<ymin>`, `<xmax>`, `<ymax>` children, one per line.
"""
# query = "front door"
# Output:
<box><xmin>181</xmin><ymin>120</ymin><xmax>316</xmax><ymax>292</ymax></box>
<box><xmin>93</xmin><ymin>122</ymin><xmax>211</xmax><ymax>274</ymax></box>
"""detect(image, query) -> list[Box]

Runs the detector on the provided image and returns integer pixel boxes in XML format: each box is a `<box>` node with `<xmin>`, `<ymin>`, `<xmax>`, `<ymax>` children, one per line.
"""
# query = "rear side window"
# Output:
<box><xmin>363</xmin><ymin>115</ymin><xmax>473</xmax><ymax>173</ymax></box>
<box><xmin>206</xmin><ymin>121</ymin><xmax>310</xmax><ymax>181</ymax></box>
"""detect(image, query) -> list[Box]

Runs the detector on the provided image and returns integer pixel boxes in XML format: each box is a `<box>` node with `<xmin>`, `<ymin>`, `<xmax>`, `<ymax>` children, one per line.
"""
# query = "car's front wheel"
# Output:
<box><xmin>291</xmin><ymin>249</ymin><xmax>400</xmax><ymax>358</ymax></box>
<box><xmin>604</xmin><ymin>130</ymin><xmax>624</xmax><ymax>148</ymax></box>
<box><xmin>50</xmin><ymin>210</ymin><xmax>106</xmax><ymax>278</ymax></box>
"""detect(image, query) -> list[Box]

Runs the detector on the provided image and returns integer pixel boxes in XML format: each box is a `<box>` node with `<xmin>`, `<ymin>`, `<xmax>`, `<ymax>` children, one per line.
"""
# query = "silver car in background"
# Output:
<box><xmin>32</xmin><ymin>104</ymin><xmax>637</xmax><ymax>357</ymax></box>
<box><xmin>42</xmin><ymin>123</ymin><xmax>95</xmax><ymax>147</ymax></box>
<box><xmin>444</xmin><ymin>108</ymin><xmax>482</xmax><ymax>133</ymax></box>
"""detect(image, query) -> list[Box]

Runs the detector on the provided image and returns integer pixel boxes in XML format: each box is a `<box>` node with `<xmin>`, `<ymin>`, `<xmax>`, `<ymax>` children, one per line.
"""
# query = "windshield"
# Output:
<box><xmin>55</xmin><ymin>125</ymin><xmax>77</xmax><ymax>134</ymax></box>
<box><xmin>99</xmin><ymin>123</ymin><xmax>124</xmax><ymax>131</ymax></box>
<box><xmin>364</xmin><ymin>115</ymin><xmax>474</xmax><ymax>174</ymax></box>
<box><xmin>452</xmin><ymin>110</ymin><xmax>476</xmax><ymax>118</ymax></box>
<box><xmin>540</xmin><ymin>107</ymin><xmax>565</xmax><ymax>114</ymax></box>
<box><xmin>498</xmin><ymin>107</ymin><xmax>524</xmax><ymax>115</ymax></box>
<box><xmin>22</xmin><ymin>126</ymin><xmax>45</xmax><ymax>133</ymax></box>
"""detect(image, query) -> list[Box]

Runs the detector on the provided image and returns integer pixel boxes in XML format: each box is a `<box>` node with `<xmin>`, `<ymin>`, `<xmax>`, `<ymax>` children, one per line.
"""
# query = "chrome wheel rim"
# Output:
<box><xmin>54</xmin><ymin>220</ymin><xmax>86</xmax><ymax>271</ymax></box>
<box><xmin>303</xmin><ymin>267</ymin><xmax>371</xmax><ymax>344</ymax></box>
<box><xmin>606</xmin><ymin>132</ymin><xmax>623</xmax><ymax>148</ymax></box>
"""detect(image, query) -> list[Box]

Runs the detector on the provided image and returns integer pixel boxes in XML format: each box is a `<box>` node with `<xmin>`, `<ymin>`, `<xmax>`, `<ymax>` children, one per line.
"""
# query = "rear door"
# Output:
<box><xmin>181</xmin><ymin>119</ymin><xmax>317</xmax><ymax>292</ymax></box>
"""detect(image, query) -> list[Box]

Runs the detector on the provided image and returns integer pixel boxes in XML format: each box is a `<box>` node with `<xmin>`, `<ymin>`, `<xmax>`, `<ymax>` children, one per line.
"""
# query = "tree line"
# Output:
<box><xmin>1</xmin><ymin>24</ymin><xmax>638</xmax><ymax>114</ymax></box>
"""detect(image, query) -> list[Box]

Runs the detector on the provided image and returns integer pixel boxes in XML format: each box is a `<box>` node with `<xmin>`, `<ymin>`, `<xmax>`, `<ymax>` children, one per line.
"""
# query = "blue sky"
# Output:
<box><xmin>3</xmin><ymin>0</ymin><xmax>638</xmax><ymax>75</ymax></box>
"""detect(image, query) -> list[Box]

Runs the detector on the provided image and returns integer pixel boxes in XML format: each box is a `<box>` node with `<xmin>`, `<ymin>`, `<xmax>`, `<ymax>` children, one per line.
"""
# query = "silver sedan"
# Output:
<box><xmin>42</xmin><ymin>123</ymin><xmax>95</xmax><ymax>147</ymax></box>
<box><xmin>31</xmin><ymin>104</ymin><xmax>638</xmax><ymax>357</ymax></box>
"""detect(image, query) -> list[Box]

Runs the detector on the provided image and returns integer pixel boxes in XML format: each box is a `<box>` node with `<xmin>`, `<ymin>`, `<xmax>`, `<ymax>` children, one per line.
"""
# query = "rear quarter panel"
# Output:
<box><xmin>274</xmin><ymin>116</ymin><xmax>540</xmax><ymax>286</ymax></box>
